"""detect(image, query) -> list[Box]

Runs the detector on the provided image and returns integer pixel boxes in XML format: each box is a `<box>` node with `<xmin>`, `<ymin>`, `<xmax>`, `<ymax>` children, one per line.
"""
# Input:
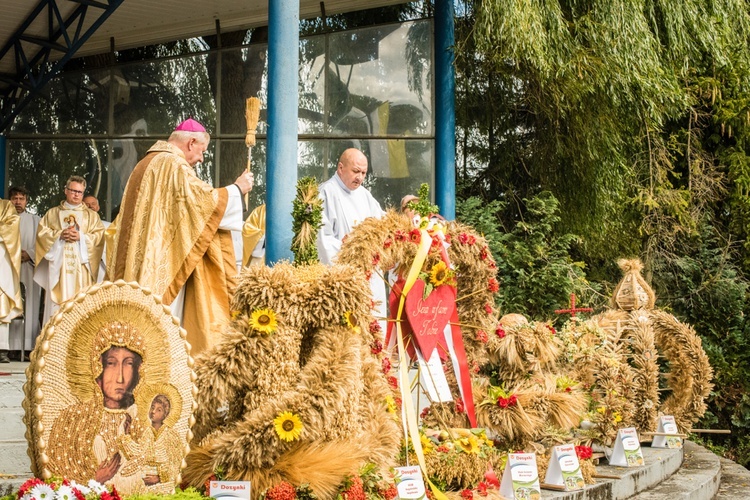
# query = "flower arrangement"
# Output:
<box><xmin>14</xmin><ymin>478</ymin><xmax>119</xmax><ymax>500</ymax></box>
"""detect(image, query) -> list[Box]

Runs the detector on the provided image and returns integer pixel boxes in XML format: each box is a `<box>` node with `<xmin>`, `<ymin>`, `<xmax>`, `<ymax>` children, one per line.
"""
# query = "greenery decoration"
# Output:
<box><xmin>291</xmin><ymin>176</ymin><xmax>323</xmax><ymax>265</ymax></box>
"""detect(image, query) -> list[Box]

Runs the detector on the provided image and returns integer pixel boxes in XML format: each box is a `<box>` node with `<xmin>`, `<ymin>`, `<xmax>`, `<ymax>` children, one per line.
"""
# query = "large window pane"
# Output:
<box><xmin>218</xmin><ymin>139</ymin><xmax>266</xmax><ymax>212</ymax></box>
<box><xmin>216</xmin><ymin>45</ymin><xmax>268</xmax><ymax>136</ymax></box>
<box><xmin>327</xmin><ymin>21</ymin><xmax>432</xmax><ymax>137</ymax></box>
<box><xmin>10</xmin><ymin>69</ymin><xmax>110</xmax><ymax>135</ymax></box>
<box><xmin>112</xmin><ymin>55</ymin><xmax>216</xmax><ymax>138</ymax></box>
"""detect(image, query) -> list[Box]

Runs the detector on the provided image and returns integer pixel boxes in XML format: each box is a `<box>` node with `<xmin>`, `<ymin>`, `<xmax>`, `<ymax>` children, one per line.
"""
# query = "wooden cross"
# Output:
<box><xmin>555</xmin><ymin>293</ymin><xmax>593</xmax><ymax>319</ymax></box>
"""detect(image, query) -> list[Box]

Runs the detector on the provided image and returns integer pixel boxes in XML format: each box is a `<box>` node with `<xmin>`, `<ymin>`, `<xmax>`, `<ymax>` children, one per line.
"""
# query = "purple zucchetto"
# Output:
<box><xmin>174</xmin><ymin>118</ymin><xmax>207</xmax><ymax>132</ymax></box>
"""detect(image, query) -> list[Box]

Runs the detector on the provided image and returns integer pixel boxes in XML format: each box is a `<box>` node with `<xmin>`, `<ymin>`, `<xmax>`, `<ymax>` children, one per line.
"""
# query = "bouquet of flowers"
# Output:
<box><xmin>15</xmin><ymin>478</ymin><xmax>120</xmax><ymax>500</ymax></box>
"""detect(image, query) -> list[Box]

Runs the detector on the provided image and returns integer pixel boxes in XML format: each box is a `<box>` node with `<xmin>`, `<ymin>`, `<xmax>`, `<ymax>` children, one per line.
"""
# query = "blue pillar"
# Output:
<box><xmin>0</xmin><ymin>135</ymin><xmax>6</xmax><ymax>196</ymax></box>
<box><xmin>434</xmin><ymin>0</ymin><xmax>456</xmax><ymax>219</ymax></box>
<box><xmin>266</xmin><ymin>0</ymin><xmax>299</xmax><ymax>264</ymax></box>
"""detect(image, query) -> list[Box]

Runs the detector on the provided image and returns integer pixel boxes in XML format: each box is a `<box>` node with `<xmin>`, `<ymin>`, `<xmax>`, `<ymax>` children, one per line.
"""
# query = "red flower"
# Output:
<box><xmin>381</xmin><ymin>485</ymin><xmax>398</xmax><ymax>500</ymax></box>
<box><xmin>110</xmin><ymin>486</ymin><xmax>121</xmax><ymax>500</ymax></box>
<box><xmin>575</xmin><ymin>445</ymin><xmax>593</xmax><ymax>460</ymax></box>
<box><xmin>477</xmin><ymin>481</ymin><xmax>489</xmax><ymax>497</ymax></box>
<box><xmin>445</xmin><ymin>234</ymin><xmax>452</xmax><ymax>243</ymax></box>
<box><xmin>388</xmin><ymin>376</ymin><xmax>399</xmax><ymax>389</ymax></box>
<box><xmin>495</xmin><ymin>326</ymin><xmax>506</xmax><ymax>339</ymax></box>
<box><xmin>480</xmin><ymin>247</ymin><xmax>489</xmax><ymax>260</ymax></box>
<box><xmin>204</xmin><ymin>475</ymin><xmax>218</xmax><ymax>496</ymax></box>
<box><xmin>431</xmin><ymin>235</ymin><xmax>441</xmax><ymax>248</ymax></box>
<box><xmin>565</xmin><ymin>387</ymin><xmax>572</xmax><ymax>393</ymax></box>
<box><xmin>459</xmin><ymin>233</ymin><xmax>469</xmax><ymax>244</ymax></box>
<box><xmin>461</xmin><ymin>489</ymin><xmax>473</xmax><ymax>499</ymax></box>
<box><xmin>371</xmin><ymin>339</ymin><xmax>383</xmax><ymax>355</ymax></box>
<box><xmin>372</xmin><ymin>253</ymin><xmax>381</xmax><ymax>266</ymax></box>
<box><xmin>395</xmin><ymin>230</ymin><xmax>407</xmax><ymax>242</ymax></box>
<box><xmin>18</xmin><ymin>479</ymin><xmax>44</xmax><ymax>498</ymax></box>
<box><xmin>369</xmin><ymin>320</ymin><xmax>382</xmax><ymax>334</ymax></box>
<box><xmin>497</xmin><ymin>395</ymin><xmax>517</xmax><ymax>408</ymax></box>
<box><xmin>73</xmin><ymin>489</ymin><xmax>86</xmax><ymax>500</ymax></box>
<box><xmin>484</xmin><ymin>303</ymin><xmax>493</xmax><ymax>315</ymax></box>
<box><xmin>455</xmin><ymin>399</ymin><xmax>466</xmax><ymax>414</ymax></box>
<box><xmin>409</xmin><ymin>229</ymin><xmax>422</xmax><ymax>244</ymax></box>
<box><xmin>383</xmin><ymin>237</ymin><xmax>393</xmax><ymax>249</ymax></box>
<box><xmin>365</xmin><ymin>270</ymin><xmax>372</xmax><ymax>280</ymax></box>
<box><xmin>394</xmin><ymin>396</ymin><xmax>402</xmax><ymax>409</ymax></box>
<box><xmin>547</xmin><ymin>324</ymin><xmax>556</xmax><ymax>335</ymax></box>
<box><xmin>467</xmin><ymin>234</ymin><xmax>477</xmax><ymax>245</ymax></box>
<box><xmin>266</xmin><ymin>481</ymin><xmax>297</xmax><ymax>500</ymax></box>
<box><xmin>382</xmin><ymin>357</ymin><xmax>392</xmax><ymax>374</ymax></box>
<box><xmin>342</xmin><ymin>477</ymin><xmax>365</xmax><ymax>500</ymax></box>
<box><xmin>487</xmin><ymin>278</ymin><xmax>500</xmax><ymax>293</ymax></box>
<box><xmin>436</xmin><ymin>445</ymin><xmax>450</xmax><ymax>453</ymax></box>
<box><xmin>475</xmin><ymin>330</ymin><xmax>489</xmax><ymax>343</ymax></box>
<box><xmin>420</xmin><ymin>407</ymin><xmax>431</xmax><ymax>419</ymax></box>
<box><xmin>488</xmin><ymin>260</ymin><xmax>497</xmax><ymax>269</ymax></box>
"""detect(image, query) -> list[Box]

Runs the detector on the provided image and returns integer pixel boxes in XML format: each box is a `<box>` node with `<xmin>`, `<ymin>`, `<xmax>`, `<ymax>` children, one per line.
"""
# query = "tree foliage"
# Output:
<box><xmin>456</xmin><ymin>0</ymin><xmax>750</xmax><ymax>464</ymax></box>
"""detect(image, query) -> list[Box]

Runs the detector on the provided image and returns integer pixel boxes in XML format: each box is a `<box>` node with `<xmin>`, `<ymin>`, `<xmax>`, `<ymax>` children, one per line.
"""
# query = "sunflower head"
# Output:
<box><xmin>273</xmin><ymin>411</ymin><xmax>304</xmax><ymax>442</ymax></box>
<box><xmin>385</xmin><ymin>394</ymin><xmax>397</xmax><ymax>414</ymax></box>
<box><xmin>250</xmin><ymin>308</ymin><xmax>278</xmax><ymax>334</ymax></box>
<box><xmin>342</xmin><ymin>311</ymin><xmax>361</xmax><ymax>334</ymax></box>
<box><xmin>429</xmin><ymin>261</ymin><xmax>452</xmax><ymax>287</ymax></box>
<box><xmin>456</xmin><ymin>435</ymin><xmax>480</xmax><ymax>454</ymax></box>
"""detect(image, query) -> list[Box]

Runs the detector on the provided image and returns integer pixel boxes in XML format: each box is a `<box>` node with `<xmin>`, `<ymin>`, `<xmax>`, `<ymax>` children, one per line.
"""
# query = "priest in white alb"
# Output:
<box><xmin>316</xmin><ymin>148</ymin><xmax>387</xmax><ymax>323</ymax></box>
<box><xmin>34</xmin><ymin>176</ymin><xmax>105</xmax><ymax>325</ymax></box>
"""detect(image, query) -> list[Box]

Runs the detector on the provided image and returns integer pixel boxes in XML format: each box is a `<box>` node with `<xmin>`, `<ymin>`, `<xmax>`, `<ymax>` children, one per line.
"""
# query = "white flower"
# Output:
<box><xmin>87</xmin><ymin>481</ymin><xmax>107</xmax><ymax>494</ymax></box>
<box><xmin>29</xmin><ymin>484</ymin><xmax>55</xmax><ymax>500</ymax></box>
<box><xmin>69</xmin><ymin>482</ymin><xmax>90</xmax><ymax>495</ymax></box>
<box><xmin>55</xmin><ymin>485</ymin><xmax>76</xmax><ymax>500</ymax></box>
<box><xmin>22</xmin><ymin>493</ymin><xmax>32</xmax><ymax>500</ymax></box>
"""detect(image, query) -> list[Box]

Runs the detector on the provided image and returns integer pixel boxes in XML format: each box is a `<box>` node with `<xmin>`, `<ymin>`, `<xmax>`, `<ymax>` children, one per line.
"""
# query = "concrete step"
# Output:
<box><xmin>715</xmin><ymin>456</ymin><xmax>750</xmax><ymax>499</ymax></box>
<box><xmin>0</xmin><ymin>374</ymin><xmax>26</xmax><ymax>408</ymax></box>
<box><xmin>629</xmin><ymin>441</ymin><xmax>720</xmax><ymax>500</ymax></box>
<box><xmin>0</xmin><ymin>408</ymin><xmax>27</xmax><ymax>441</ymax></box>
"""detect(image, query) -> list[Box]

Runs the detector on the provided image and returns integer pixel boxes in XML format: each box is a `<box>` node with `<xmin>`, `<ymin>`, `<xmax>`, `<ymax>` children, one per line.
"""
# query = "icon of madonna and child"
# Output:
<box><xmin>35</xmin><ymin>313</ymin><xmax>193</xmax><ymax>495</ymax></box>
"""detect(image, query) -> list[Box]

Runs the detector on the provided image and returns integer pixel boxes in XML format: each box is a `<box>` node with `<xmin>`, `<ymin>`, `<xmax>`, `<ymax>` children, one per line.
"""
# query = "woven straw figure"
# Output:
<box><xmin>183</xmin><ymin>262</ymin><xmax>400</xmax><ymax>498</ymax></box>
<box><xmin>587</xmin><ymin>259</ymin><xmax>713</xmax><ymax>433</ymax></box>
<box><xmin>23</xmin><ymin>281</ymin><xmax>195</xmax><ymax>495</ymax></box>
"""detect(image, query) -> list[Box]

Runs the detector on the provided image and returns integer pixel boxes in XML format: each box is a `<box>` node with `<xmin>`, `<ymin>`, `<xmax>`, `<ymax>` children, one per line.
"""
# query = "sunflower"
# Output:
<box><xmin>429</xmin><ymin>261</ymin><xmax>450</xmax><ymax>287</ymax></box>
<box><xmin>343</xmin><ymin>311</ymin><xmax>361</xmax><ymax>333</ymax></box>
<box><xmin>456</xmin><ymin>435</ymin><xmax>480</xmax><ymax>454</ymax></box>
<box><xmin>273</xmin><ymin>411</ymin><xmax>303</xmax><ymax>442</ymax></box>
<box><xmin>250</xmin><ymin>308</ymin><xmax>278</xmax><ymax>334</ymax></box>
<box><xmin>385</xmin><ymin>395</ymin><xmax>397</xmax><ymax>414</ymax></box>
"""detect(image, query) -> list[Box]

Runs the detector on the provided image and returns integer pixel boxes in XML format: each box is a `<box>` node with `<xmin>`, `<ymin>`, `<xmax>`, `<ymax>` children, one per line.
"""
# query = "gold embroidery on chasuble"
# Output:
<box><xmin>107</xmin><ymin>140</ymin><xmax>236</xmax><ymax>353</ymax></box>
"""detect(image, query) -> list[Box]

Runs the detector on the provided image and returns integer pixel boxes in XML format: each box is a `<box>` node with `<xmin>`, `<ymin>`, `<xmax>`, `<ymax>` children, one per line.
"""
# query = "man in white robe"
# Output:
<box><xmin>8</xmin><ymin>186</ymin><xmax>41</xmax><ymax>356</ymax></box>
<box><xmin>0</xmin><ymin>198</ymin><xmax>22</xmax><ymax>363</ymax></box>
<box><xmin>316</xmin><ymin>148</ymin><xmax>387</xmax><ymax>323</ymax></box>
<box><xmin>35</xmin><ymin>176</ymin><xmax>105</xmax><ymax>325</ymax></box>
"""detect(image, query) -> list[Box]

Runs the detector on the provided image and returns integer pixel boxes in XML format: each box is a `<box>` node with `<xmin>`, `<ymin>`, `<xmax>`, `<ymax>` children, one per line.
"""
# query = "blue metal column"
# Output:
<box><xmin>434</xmin><ymin>0</ymin><xmax>456</xmax><ymax>219</ymax></box>
<box><xmin>266</xmin><ymin>0</ymin><xmax>299</xmax><ymax>263</ymax></box>
<box><xmin>0</xmin><ymin>135</ymin><xmax>6</xmax><ymax>195</ymax></box>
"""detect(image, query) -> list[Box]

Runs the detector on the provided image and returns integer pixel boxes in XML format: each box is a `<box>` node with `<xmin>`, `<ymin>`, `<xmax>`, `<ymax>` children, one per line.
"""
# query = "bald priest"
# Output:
<box><xmin>106</xmin><ymin>119</ymin><xmax>254</xmax><ymax>354</ymax></box>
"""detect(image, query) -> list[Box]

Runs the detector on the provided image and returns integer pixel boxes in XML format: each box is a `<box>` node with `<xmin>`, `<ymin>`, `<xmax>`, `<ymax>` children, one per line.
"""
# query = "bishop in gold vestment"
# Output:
<box><xmin>0</xmin><ymin>199</ymin><xmax>22</xmax><ymax>361</ymax></box>
<box><xmin>34</xmin><ymin>177</ymin><xmax>104</xmax><ymax>324</ymax></box>
<box><xmin>107</xmin><ymin>120</ymin><xmax>254</xmax><ymax>354</ymax></box>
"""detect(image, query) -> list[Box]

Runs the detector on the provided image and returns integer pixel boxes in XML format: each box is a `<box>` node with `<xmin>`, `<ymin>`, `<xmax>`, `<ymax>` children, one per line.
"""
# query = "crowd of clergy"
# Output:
<box><xmin>0</xmin><ymin>120</ymin><xmax>388</xmax><ymax>362</ymax></box>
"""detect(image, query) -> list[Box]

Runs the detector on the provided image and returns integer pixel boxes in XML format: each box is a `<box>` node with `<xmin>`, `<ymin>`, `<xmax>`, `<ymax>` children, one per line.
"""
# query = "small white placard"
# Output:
<box><xmin>499</xmin><ymin>453</ymin><xmax>541</xmax><ymax>499</ymax></box>
<box><xmin>417</xmin><ymin>350</ymin><xmax>453</xmax><ymax>402</ymax></box>
<box><xmin>544</xmin><ymin>444</ymin><xmax>585</xmax><ymax>491</ymax></box>
<box><xmin>651</xmin><ymin>415</ymin><xmax>683</xmax><ymax>449</ymax></box>
<box><xmin>608</xmin><ymin>427</ymin><xmax>644</xmax><ymax>467</ymax></box>
<box><xmin>394</xmin><ymin>465</ymin><xmax>427</xmax><ymax>500</ymax></box>
<box><xmin>209</xmin><ymin>481</ymin><xmax>251</xmax><ymax>500</ymax></box>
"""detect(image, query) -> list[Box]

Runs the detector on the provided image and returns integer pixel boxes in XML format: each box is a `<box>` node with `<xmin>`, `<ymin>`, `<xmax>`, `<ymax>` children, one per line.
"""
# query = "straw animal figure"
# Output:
<box><xmin>183</xmin><ymin>262</ymin><xmax>400</xmax><ymax>498</ymax></box>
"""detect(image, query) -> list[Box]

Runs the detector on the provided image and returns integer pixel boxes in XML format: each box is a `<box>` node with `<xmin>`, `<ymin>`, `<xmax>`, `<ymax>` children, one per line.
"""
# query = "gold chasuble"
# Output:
<box><xmin>0</xmin><ymin>199</ymin><xmax>22</xmax><ymax>323</ymax></box>
<box><xmin>107</xmin><ymin>141</ymin><xmax>237</xmax><ymax>354</ymax></box>
<box><xmin>35</xmin><ymin>203</ymin><xmax>104</xmax><ymax>306</ymax></box>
